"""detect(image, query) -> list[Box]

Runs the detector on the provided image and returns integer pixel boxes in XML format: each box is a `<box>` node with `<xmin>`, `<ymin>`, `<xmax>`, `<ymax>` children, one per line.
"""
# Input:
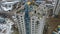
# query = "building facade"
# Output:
<box><xmin>16</xmin><ymin>12</ymin><xmax>46</xmax><ymax>34</ymax></box>
<box><xmin>16</xmin><ymin>4</ymin><xmax>47</xmax><ymax>34</ymax></box>
<box><xmin>53</xmin><ymin>0</ymin><xmax>60</xmax><ymax>16</ymax></box>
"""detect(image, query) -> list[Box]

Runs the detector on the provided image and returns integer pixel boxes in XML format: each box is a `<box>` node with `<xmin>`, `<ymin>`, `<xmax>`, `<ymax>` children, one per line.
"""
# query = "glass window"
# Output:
<box><xmin>36</xmin><ymin>21</ymin><xmax>39</xmax><ymax>25</ymax></box>
<box><xmin>26</xmin><ymin>32</ymin><xmax>29</xmax><ymax>34</ymax></box>
<box><xmin>22</xmin><ymin>23</ymin><xmax>23</xmax><ymax>24</ymax></box>
<box><xmin>9</xmin><ymin>5</ymin><xmax>11</xmax><ymax>7</ymax></box>
<box><xmin>32</xmin><ymin>24</ymin><xmax>34</xmax><ymax>25</ymax></box>
<box><xmin>18</xmin><ymin>20</ymin><xmax>20</xmax><ymax>21</ymax></box>
<box><xmin>21</xmin><ymin>21</ymin><xmax>23</xmax><ymax>22</ymax></box>
<box><xmin>21</xmin><ymin>16</ymin><xmax>22</xmax><ymax>17</ymax></box>
<box><xmin>32</xmin><ymin>26</ymin><xmax>34</xmax><ymax>27</ymax></box>
<box><xmin>32</xmin><ymin>29</ymin><xmax>34</xmax><ymax>31</ymax></box>
<box><xmin>26</xmin><ymin>28</ymin><xmax>29</xmax><ymax>30</ymax></box>
<box><xmin>34</xmin><ymin>11</ymin><xmax>36</xmax><ymax>13</ymax></box>
<box><xmin>32</xmin><ymin>19</ymin><xmax>34</xmax><ymax>20</ymax></box>
<box><xmin>32</xmin><ymin>21</ymin><xmax>34</xmax><ymax>23</ymax></box>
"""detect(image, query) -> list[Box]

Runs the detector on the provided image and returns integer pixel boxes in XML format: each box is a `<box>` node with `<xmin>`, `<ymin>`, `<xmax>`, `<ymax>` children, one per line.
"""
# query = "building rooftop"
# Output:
<box><xmin>0</xmin><ymin>17</ymin><xmax>6</xmax><ymax>24</ymax></box>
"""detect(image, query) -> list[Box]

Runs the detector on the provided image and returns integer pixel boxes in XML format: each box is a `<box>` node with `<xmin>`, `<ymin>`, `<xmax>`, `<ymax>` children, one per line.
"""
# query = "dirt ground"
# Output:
<box><xmin>45</xmin><ymin>15</ymin><xmax>60</xmax><ymax>34</ymax></box>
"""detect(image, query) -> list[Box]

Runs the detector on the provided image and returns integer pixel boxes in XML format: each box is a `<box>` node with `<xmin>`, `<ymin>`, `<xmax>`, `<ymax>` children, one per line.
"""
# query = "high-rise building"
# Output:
<box><xmin>53</xmin><ymin>0</ymin><xmax>60</xmax><ymax>16</ymax></box>
<box><xmin>16</xmin><ymin>3</ymin><xmax>47</xmax><ymax>34</ymax></box>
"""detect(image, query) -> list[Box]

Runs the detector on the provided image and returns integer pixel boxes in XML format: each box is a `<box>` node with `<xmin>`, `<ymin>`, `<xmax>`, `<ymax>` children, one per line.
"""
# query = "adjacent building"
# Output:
<box><xmin>53</xmin><ymin>0</ymin><xmax>60</xmax><ymax>16</ymax></box>
<box><xmin>0</xmin><ymin>0</ymin><xmax>19</xmax><ymax>11</ymax></box>
<box><xmin>0</xmin><ymin>17</ymin><xmax>14</xmax><ymax>34</ymax></box>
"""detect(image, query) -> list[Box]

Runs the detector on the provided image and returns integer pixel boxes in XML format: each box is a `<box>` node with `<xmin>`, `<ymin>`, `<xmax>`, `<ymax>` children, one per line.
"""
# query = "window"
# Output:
<box><xmin>9</xmin><ymin>5</ymin><xmax>11</xmax><ymax>7</ymax></box>
<box><xmin>21</xmin><ymin>16</ymin><xmax>22</xmax><ymax>17</ymax></box>
<box><xmin>32</xmin><ymin>29</ymin><xmax>34</xmax><ymax>31</ymax></box>
<box><xmin>32</xmin><ymin>28</ymin><xmax>34</xmax><ymax>29</ymax></box>
<box><xmin>18</xmin><ymin>20</ymin><xmax>20</xmax><ymax>21</ymax></box>
<box><xmin>36</xmin><ymin>21</ymin><xmax>39</xmax><ymax>25</ymax></box>
<box><xmin>32</xmin><ymin>21</ymin><xmax>34</xmax><ymax>23</ymax></box>
<box><xmin>32</xmin><ymin>19</ymin><xmax>34</xmax><ymax>20</ymax></box>
<box><xmin>22</xmin><ymin>23</ymin><xmax>23</xmax><ymax>24</ymax></box>
<box><xmin>26</xmin><ymin>32</ymin><xmax>29</xmax><ymax>34</ymax></box>
<box><xmin>26</xmin><ymin>28</ymin><xmax>29</xmax><ymax>30</ymax></box>
<box><xmin>34</xmin><ymin>11</ymin><xmax>36</xmax><ymax>13</ymax></box>
<box><xmin>32</xmin><ymin>24</ymin><xmax>34</xmax><ymax>25</ymax></box>
<box><xmin>32</xmin><ymin>26</ymin><xmax>34</xmax><ymax>27</ymax></box>
<box><xmin>21</xmin><ymin>21</ymin><xmax>23</xmax><ymax>22</ymax></box>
